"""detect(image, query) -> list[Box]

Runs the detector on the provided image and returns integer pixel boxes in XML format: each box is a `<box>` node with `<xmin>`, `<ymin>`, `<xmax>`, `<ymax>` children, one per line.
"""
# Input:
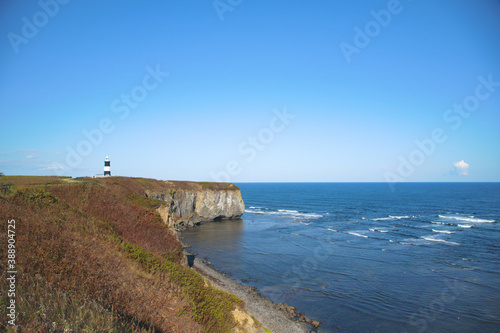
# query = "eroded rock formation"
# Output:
<box><xmin>145</xmin><ymin>181</ymin><xmax>245</xmax><ymax>230</ymax></box>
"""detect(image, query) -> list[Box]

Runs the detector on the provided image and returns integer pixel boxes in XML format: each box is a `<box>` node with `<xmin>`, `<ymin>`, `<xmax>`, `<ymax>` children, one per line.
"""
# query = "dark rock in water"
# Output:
<box><xmin>277</xmin><ymin>303</ymin><xmax>298</xmax><ymax>319</ymax></box>
<box><xmin>276</xmin><ymin>305</ymin><xmax>322</xmax><ymax>329</ymax></box>
<box><xmin>298</xmin><ymin>313</ymin><xmax>307</xmax><ymax>322</ymax></box>
<box><xmin>310</xmin><ymin>320</ymin><xmax>321</xmax><ymax>328</ymax></box>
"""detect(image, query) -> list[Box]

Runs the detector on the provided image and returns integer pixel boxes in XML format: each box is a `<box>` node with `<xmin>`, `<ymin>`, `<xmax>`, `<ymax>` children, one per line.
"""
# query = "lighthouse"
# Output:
<box><xmin>104</xmin><ymin>156</ymin><xmax>111</xmax><ymax>176</ymax></box>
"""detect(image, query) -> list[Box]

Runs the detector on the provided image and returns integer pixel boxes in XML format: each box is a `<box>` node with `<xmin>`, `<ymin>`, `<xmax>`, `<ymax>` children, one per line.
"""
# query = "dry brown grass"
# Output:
<box><xmin>0</xmin><ymin>177</ymin><xmax>243</xmax><ymax>332</ymax></box>
<box><xmin>0</xmin><ymin>185</ymin><xmax>203</xmax><ymax>332</ymax></box>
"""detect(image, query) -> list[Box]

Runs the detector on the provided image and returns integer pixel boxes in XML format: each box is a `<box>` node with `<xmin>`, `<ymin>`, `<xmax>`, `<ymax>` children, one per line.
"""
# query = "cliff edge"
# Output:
<box><xmin>144</xmin><ymin>180</ymin><xmax>245</xmax><ymax>230</ymax></box>
<box><xmin>0</xmin><ymin>176</ymin><xmax>250</xmax><ymax>332</ymax></box>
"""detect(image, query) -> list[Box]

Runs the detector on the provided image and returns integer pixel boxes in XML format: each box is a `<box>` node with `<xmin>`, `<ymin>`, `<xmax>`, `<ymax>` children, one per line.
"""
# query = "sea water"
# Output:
<box><xmin>180</xmin><ymin>183</ymin><xmax>500</xmax><ymax>332</ymax></box>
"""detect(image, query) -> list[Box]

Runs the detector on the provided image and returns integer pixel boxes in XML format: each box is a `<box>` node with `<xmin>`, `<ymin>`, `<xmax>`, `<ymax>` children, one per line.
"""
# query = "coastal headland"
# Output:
<box><xmin>0</xmin><ymin>175</ymin><xmax>318</xmax><ymax>332</ymax></box>
<box><xmin>144</xmin><ymin>180</ymin><xmax>245</xmax><ymax>230</ymax></box>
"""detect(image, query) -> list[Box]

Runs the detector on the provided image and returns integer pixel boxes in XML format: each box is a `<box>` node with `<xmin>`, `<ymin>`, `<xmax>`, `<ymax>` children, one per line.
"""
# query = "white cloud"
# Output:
<box><xmin>25</xmin><ymin>153</ymin><xmax>41</xmax><ymax>159</ymax></box>
<box><xmin>38</xmin><ymin>164</ymin><xmax>67</xmax><ymax>171</ymax></box>
<box><xmin>451</xmin><ymin>160</ymin><xmax>470</xmax><ymax>176</ymax></box>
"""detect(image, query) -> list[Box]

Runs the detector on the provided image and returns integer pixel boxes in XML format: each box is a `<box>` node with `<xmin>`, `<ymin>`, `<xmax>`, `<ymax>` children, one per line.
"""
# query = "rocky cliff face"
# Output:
<box><xmin>145</xmin><ymin>181</ymin><xmax>245</xmax><ymax>230</ymax></box>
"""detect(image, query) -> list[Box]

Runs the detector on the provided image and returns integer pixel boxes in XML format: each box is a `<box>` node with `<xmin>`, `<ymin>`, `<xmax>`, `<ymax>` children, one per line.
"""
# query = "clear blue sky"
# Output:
<box><xmin>1</xmin><ymin>0</ymin><xmax>499</xmax><ymax>182</ymax></box>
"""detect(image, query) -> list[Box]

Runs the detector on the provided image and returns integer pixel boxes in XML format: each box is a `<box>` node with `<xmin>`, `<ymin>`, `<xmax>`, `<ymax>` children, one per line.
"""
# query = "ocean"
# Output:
<box><xmin>180</xmin><ymin>183</ymin><xmax>500</xmax><ymax>332</ymax></box>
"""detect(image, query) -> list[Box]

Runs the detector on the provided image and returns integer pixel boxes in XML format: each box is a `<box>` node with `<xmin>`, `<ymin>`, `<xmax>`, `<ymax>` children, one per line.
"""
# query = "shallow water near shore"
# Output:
<box><xmin>180</xmin><ymin>183</ymin><xmax>500</xmax><ymax>332</ymax></box>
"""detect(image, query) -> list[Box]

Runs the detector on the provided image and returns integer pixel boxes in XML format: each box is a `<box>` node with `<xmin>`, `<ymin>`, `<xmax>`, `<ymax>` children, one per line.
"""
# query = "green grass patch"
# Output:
<box><xmin>117</xmin><ymin>239</ymin><xmax>244</xmax><ymax>332</ymax></box>
<box><xmin>126</xmin><ymin>192</ymin><xmax>163</xmax><ymax>210</ymax></box>
<box><xmin>200</xmin><ymin>182</ymin><xmax>239</xmax><ymax>191</ymax></box>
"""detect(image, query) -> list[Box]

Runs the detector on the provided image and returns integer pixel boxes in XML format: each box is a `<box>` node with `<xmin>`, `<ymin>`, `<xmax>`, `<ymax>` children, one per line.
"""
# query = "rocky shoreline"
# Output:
<box><xmin>151</xmin><ymin>180</ymin><xmax>323</xmax><ymax>332</ymax></box>
<box><xmin>183</xmin><ymin>249</ymin><xmax>322</xmax><ymax>333</ymax></box>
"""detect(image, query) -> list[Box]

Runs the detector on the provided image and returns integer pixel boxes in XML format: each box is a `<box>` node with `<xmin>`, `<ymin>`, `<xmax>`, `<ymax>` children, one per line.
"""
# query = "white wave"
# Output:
<box><xmin>327</xmin><ymin>228</ymin><xmax>338</xmax><ymax>232</ymax></box>
<box><xmin>369</xmin><ymin>228</ymin><xmax>375</xmax><ymax>232</ymax></box>
<box><xmin>347</xmin><ymin>232</ymin><xmax>368</xmax><ymax>238</ymax></box>
<box><xmin>432</xmin><ymin>229</ymin><xmax>454</xmax><ymax>234</ymax></box>
<box><xmin>390</xmin><ymin>215</ymin><xmax>409</xmax><ymax>219</ymax></box>
<box><xmin>472</xmin><ymin>218</ymin><xmax>495</xmax><ymax>223</ymax></box>
<box><xmin>245</xmin><ymin>209</ymin><xmax>262</xmax><ymax>214</ymax></box>
<box><xmin>245</xmin><ymin>207</ymin><xmax>322</xmax><ymax>219</ymax></box>
<box><xmin>458</xmin><ymin>224</ymin><xmax>472</xmax><ymax>228</ymax></box>
<box><xmin>270</xmin><ymin>209</ymin><xmax>322</xmax><ymax>219</ymax></box>
<box><xmin>422</xmin><ymin>236</ymin><xmax>460</xmax><ymax>245</ymax></box>
<box><xmin>439</xmin><ymin>215</ymin><xmax>495</xmax><ymax>223</ymax></box>
<box><xmin>399</xmin><ymin>241</ymin><xmax>424</xmax><ymax>246</ymax></box>
<box><xmin>373</xmin><ymin>215</ymin><xmax>409</xmax><ymax>221</ymax></box>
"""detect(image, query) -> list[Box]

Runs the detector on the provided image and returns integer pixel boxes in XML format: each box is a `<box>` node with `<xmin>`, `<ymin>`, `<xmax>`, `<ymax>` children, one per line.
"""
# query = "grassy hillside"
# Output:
<box><xmin>0</xmin><ymin>176</ymin><xmax>244</xmax><ymax>332</ymax></box>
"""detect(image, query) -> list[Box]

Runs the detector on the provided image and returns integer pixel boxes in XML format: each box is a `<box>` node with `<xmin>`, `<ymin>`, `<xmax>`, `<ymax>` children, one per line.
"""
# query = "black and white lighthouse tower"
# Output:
<box><xmin>104</xmin><ymin>156</ymin><xmax>111</xmax><ymax>176</ymax></box>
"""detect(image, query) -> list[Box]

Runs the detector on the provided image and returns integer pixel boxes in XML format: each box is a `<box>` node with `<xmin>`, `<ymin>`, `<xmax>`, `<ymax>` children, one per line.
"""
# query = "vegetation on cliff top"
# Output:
<box><xmin>0</xmin><ymin>176</ymin><xmax>244</xmax><ymax>332</ymax></box>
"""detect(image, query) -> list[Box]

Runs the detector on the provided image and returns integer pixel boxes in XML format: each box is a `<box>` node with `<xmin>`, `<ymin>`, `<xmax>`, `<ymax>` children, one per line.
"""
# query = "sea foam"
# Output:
<box><xmin>347</xmin><ymin>232</ymin><xmax>368</xmax><ymax>238</ymax></box>
<box><xmin>439</xmin><ymin>215</ymin><xmax>495</xmax><ymax>223</ymax></box>
<box><xmin>373</xmin><ymin>215</ymin><xmax>409</xmax><ymax>221</ymax></box>
<box><xmin>422</xmin><ymin>236</ymin><xmax>460</xmax><ymax>245</ymax></box>
<box><xmin>245</xmin><ymin>207</ymin><xmax>323</xmax><ymax>219</ymax></box>
<box><xmin>432</xmin><ymin>229</ymin><xmax>454</xmax><ymax>234</ymax></box>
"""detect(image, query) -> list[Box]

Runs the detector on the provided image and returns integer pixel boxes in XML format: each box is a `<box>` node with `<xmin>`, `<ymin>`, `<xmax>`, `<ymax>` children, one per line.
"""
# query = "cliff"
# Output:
<box><xmin>0</xmin><ymin>176</ymin><xmax>251</xmax><ymax>332</ymax></box>
<box><xmin>144</xmin><ymin>180</ymin><xmax>245</xmax><ymax>230</ymax></box>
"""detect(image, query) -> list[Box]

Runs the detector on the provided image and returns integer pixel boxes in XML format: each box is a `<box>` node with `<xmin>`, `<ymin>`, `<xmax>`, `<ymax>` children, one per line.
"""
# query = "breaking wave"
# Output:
<box><xmin>372</xmin><ymin>215</ymin><xmax>409</xmax><ymax>221</ymax></box>
<box><xmin>439</xmin><ymin>215</ymin><xmax>495</xmax><ymax>223</ymax></box>
<box><xmin>432</xmin><ymin>229</ymin><xmax>454</xmax><ymax>234</ymax></box>
<box><xmin>421</xmin><ymin>236</ymin><xmax>460</xmax><ymax>246</ymax></box>
<box><xmin>346</xmin><ymin>232</ymin><xmax>369</xmax><ymax>238</ymax></box>
<box><xmin>245</xmin><ymin>207</ymin><xmax>323</xmax><ymax>219</ymax></box>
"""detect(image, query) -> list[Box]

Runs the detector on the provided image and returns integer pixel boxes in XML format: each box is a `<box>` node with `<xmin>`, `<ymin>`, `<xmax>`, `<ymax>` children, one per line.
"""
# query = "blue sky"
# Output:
<box><xmin>1</xmin><ymin>0</ymin><xmax>499</xmax><ymax>182</ymax></box>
